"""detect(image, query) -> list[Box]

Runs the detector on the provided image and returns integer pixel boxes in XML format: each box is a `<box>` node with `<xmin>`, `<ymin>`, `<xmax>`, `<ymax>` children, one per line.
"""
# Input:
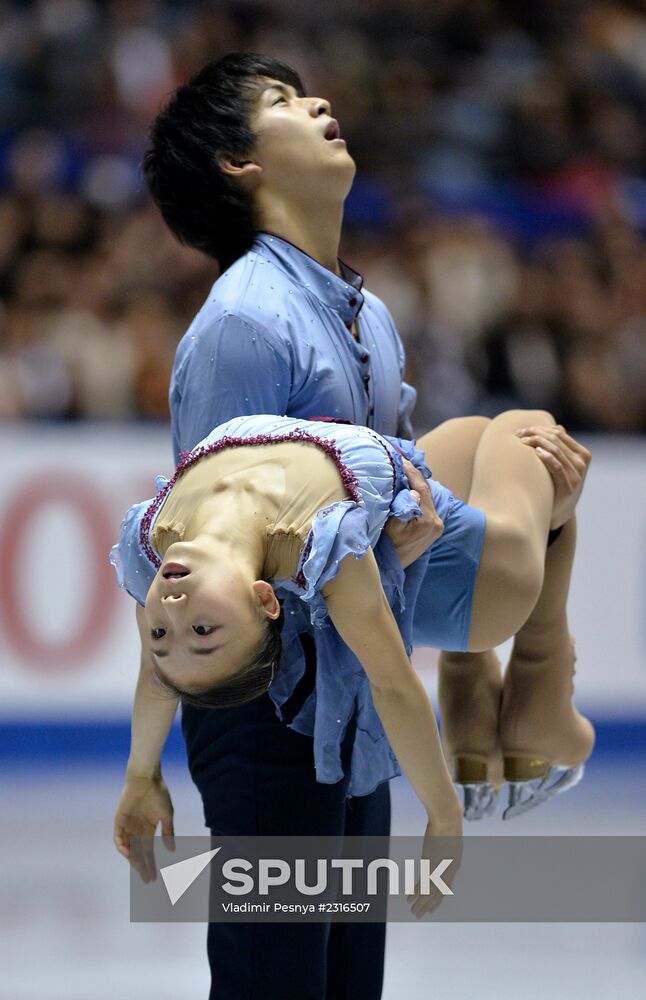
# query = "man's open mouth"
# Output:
<box><xmin>324</xmin><ymin>119</ymin><xmax>342</xmax><ymax>141</ymax></box>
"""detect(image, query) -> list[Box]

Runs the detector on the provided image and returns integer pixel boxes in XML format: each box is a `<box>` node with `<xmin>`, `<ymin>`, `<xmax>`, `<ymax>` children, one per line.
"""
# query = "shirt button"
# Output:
<box><xmin>345</xmin><ymin>320</ymin><xmax>352</xmax><ymax>330</ymax></box>
<box><xmin>349</xmin><ymin>296</ymin><xmax>357</xmax><ymax>306</ymax></box>
<box><xmin>369</xmin><ymin>406</ymin><xmax>375</xmax><ymax>415</ymax></box>
<box><xmin>360</xmin><ymin>353</ymin><xmax>369</xmax><ymax>363</ymax></box>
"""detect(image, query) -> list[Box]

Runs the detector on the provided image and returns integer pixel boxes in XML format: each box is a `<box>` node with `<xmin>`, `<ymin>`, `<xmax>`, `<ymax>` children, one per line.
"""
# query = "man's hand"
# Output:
<box><xmin>113</xmin><ymin>772</ymin><xmax>175</xmax><ymax>883</ymax></box>
<box><xmin>384</xmin><ymin>458</ymin><xmax>444</xmax><ymax>569</ymax></box>
<box><xmin>516</xmin><ymin>424</ymin><xmax>592</xmax><ymax>529</ymax></box>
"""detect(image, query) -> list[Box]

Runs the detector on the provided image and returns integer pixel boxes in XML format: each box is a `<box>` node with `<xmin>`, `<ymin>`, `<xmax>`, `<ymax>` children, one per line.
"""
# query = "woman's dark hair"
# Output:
<box><xmin>142</xmin><ymin>52</ymin><xmax>306</xmax><ymax>271</ymax></box>
<box><xmin>151</xmin><ymin>604</ymin><xmax>284</xmax><ymax>709</ymax></box>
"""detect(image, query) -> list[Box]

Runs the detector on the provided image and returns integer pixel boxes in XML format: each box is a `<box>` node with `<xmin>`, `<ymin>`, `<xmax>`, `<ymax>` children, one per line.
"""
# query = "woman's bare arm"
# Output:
<box><xmin>321</xmin><ymin>549</ymin><xmax>462</xmax><ymax>828</ymax></box>
<box><xmin>125</xmin><ymin>603</ymin><xmax>180</xmax><ymax>779</ymax></box>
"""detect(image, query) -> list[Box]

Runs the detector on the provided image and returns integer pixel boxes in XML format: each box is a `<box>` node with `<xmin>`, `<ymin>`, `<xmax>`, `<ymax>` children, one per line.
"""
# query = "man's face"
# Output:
<box><xmin>245</xmin><ymin>75</ymin><xmax>356</xmax><ymax>202</ymax></box>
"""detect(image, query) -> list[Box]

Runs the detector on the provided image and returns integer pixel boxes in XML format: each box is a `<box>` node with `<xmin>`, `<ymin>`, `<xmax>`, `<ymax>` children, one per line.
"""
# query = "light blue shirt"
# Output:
<box><xmin>157</xmin><ymin>232</ymin><xmax>420</xmax><ymax>799</ymax></box>
<box><xmin>170</xmin><ymin>231</ymin><xmax>416</xmax><ymax>463</ymax></box>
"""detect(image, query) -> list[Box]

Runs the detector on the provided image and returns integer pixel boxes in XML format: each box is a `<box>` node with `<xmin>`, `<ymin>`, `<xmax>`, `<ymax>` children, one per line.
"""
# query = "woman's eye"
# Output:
<box><xmin>193</xmin><ymin>625</ymin><xmax>217</xmax><ymax>636</ymax></box>
<box><xmin>151</xmin><ymin>628</ymin><xmax>166</xmax><ymax>640</ymax></box>
<box><xmin>272</xmin><ymin>96</ymin><xmax>287</xmax><ymax>105</ymax></box>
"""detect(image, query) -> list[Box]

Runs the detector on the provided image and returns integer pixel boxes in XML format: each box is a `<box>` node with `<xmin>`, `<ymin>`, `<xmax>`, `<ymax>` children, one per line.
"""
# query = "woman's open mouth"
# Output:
<box><xmin>162</xmin><ymin>562</ymin><xmax>190</xmax><ymax>580</ymax></box>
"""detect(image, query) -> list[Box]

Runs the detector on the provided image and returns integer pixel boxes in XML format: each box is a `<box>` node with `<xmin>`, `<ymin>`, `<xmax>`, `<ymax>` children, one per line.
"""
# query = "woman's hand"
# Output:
<box><xmin>407</xmin><ymin>813</ymin><xmax>463</xmax><ymax>919</ymax></box>
<box><xmin>113</xmin><ymin>771</ymin><xmax>175</xmax><ymax>883</ymax></box>
<box><xmin>384</xmin><ymin>458</ymin><xmax>444</xmax><ymax>569</ymax></box>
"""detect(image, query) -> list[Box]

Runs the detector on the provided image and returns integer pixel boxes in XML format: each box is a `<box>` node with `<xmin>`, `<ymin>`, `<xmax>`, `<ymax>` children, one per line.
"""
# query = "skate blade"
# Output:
<box><xmin>462</xmin><ymin>782</ymin><xmax>500</xmax><ymax>821</ymax></box>
<box><xmin>502</xmin><ymin>763</ymin><xmax>586</xmax><ymax>820</ymax></box>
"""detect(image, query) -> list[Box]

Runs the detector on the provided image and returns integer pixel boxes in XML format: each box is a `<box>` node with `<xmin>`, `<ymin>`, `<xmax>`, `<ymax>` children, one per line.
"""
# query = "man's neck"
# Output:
<box><xmin>257</xmin><ymin>202</ymin><xmax>345</xmax><ymax>276</ymax></box>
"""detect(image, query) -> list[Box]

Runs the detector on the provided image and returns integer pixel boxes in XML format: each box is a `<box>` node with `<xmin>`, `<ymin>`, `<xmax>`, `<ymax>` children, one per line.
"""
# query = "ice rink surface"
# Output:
<box><xmin>2</xmin><ymin>753</ymin><xmax>645</xmax><ymax>1000</ymax></box>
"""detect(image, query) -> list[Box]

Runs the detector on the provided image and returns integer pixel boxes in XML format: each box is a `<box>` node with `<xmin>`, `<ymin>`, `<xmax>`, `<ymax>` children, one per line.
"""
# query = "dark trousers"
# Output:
<box><xmin>181</xmin><ymin>692</ymin><xmax>391</xmax><ymax>1000</ymax></box>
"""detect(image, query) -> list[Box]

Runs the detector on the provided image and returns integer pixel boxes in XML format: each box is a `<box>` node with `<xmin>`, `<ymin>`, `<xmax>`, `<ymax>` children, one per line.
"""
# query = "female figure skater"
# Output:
<box><xmin>111</xmin><ymin>409</ymin><xmax>593</xmax><ymax>883</ymax></box>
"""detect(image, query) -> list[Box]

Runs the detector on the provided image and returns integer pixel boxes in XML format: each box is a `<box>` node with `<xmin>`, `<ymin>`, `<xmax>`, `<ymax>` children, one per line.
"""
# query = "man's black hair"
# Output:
<box><xmin>142</xmin><ymin>52</ymin><xmax>306</xmax><ymax>271</ymax></box>
<box><xmin>151</xmin><ymin>605</ymin><xmax>284</xmax><ymax>709</ymax></box>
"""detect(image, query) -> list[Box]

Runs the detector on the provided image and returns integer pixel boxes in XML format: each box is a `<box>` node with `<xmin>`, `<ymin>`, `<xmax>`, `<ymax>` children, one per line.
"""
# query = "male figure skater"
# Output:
<box><xmin>125</xmin><ymin>52</ymin><xmax>417</xmax><ymax>1000</ymax></box>
<box><xmin>116</xmin><ymin>51</ymin><xmax>589</xmax><ymax>999</ymax></box>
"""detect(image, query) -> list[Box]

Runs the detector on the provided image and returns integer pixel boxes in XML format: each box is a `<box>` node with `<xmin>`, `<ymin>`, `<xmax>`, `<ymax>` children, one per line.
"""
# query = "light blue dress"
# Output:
<box><xmin>110</xmin><ymin>415</ymin><xmax>485</xmax><ymax>797</ymax></box>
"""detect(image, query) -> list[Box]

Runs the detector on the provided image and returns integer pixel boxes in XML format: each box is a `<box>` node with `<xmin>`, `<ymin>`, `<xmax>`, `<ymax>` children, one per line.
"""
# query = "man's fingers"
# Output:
<box><xmin>401</xmin><ymin>458</ymin><xmax>435</xmax><ymax>514</ymax></box>
<box><xmin>401</xmin><ymin>457</ymin><xmax>421</xmax><ymax>476</ymax></box>
<box><xmin>524</xmin><ymin>429</ymin><xmax>589</xmax><ymax>480</ymax></box>
<box><xmin>535</xmin><ymin>447</ymin><xmax>572</xmax><ymax>491</ymax></box>
<box><xmin>402</xmin><ymin>458</ymin><xmax>429</xmax><ymax>491</ymax></box>
<box><xmin>518</xmin><ymin>425</ymin><xmax>591</xmax><ymax>463</ymax></box>
<box><xmin>518</xmin><ymin>432</ymin><xmax>566</xmax><ymax>463</ymax></box>
<box><xmin>519</xmin><ymin>433</ymin><xmax>579</xmax><ymax>482</ymax></box>
<box><xmin>553</xmin><ymin>425</ymin><xmax>592</xmax><ymax>461</ymax></box>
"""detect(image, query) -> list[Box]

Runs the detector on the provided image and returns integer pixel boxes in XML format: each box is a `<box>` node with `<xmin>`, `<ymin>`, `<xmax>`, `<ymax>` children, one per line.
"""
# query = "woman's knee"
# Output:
<box><xmin>492</xmin><ymin>408</ymin><xmax>556</xmax><ymax>431</ymax></box>
<box><xmin>417</xmin><ymin>416</ymin><xmax>492</xmax><ymax>500</ymax></box>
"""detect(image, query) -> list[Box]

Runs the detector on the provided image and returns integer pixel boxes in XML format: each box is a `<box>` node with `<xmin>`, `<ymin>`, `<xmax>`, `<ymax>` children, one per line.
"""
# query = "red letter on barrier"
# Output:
<box><xmin>0</xmin><ymin>474</ymin><xmax>117</xmax><ymax>672</ymax></box>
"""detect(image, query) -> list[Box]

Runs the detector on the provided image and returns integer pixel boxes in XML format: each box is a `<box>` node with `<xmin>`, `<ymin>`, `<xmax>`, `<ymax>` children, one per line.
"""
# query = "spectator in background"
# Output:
<box><xmin>0</xmin><ymin>0</ymin><xmax>644</xmax><ymax>430</ymax></box>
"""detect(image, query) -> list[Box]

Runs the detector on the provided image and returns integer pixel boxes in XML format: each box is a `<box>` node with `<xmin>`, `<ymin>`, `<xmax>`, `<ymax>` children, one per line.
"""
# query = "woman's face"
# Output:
<box><xmin>144</xmin><ymin>543</ymin><xmax>274</xmax><ymax>690</ymax></box>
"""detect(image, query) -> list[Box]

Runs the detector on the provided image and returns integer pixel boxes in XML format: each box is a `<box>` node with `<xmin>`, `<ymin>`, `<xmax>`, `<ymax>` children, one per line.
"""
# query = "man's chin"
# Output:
<box><xmin>341</xmin><ymin>166</ymin><xmax>357</xmax><ymax>200</ymax></box>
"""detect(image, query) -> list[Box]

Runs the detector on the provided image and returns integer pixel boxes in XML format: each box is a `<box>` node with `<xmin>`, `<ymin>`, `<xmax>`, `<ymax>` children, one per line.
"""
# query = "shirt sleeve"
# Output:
<box><xmin>378</xmin><ymin>300</ymin><xmax>417</xmax><ymax>438</ymax></box>
<box><xmin>397</xmin><ymin>380</ymin><xmax>417</xmax><ymax>439</ymax></box>
<box><xmin>396</xmin><ymin>326</ymin><xmax>417</xmax><ymax>438</ymax></box>
<box><xmin>171</xmin><ymin>312</ymin><xmax>292</xmax><ymax>459</ymax></box>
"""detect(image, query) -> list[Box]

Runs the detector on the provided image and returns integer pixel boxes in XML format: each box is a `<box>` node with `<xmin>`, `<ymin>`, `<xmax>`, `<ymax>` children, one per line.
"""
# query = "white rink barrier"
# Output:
<box><xmin>0</xmin><ymin>424</ymin><xmax>644</xmax><ymax>720</ymax></box>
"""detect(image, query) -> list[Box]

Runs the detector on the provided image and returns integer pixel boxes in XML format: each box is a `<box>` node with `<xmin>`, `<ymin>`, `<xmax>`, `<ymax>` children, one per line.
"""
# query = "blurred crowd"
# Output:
<box><xmin>0</xmin><ymin>0</ymin><xmax>645</xmax><ymax>432</ymax></box>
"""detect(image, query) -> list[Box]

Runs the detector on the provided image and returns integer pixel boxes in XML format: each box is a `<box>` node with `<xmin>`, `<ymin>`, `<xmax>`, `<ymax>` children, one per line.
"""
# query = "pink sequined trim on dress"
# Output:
<box><xmin>139</xmin><ymin>431</ymin><xmax>362</xmax><ymax>571</ymax></box>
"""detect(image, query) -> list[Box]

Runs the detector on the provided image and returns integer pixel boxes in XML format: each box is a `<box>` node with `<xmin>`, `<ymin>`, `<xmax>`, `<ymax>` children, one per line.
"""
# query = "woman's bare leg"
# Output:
<box><xmin>499</xmin><ymin>513</ymin><xmax>594</xmax><ymax>812</ymax></box>
<box><xmin>416</xmin><ymin>416</ymin><xmax>490</xmax><ymax>501</ymax></box>
<box><xmin>457</xmin><ymin>409</ymin><xmax>593</xmax><ymax>810</ymax></box>
<box><xmin>466</xmin><ymin>409</ymin><xmax>556</xmax><ymax>650</ymax></box>
<box><xmin>418</xmin><ymin>410</ymin><xmax>565</xmax><ymax>808</ymax></box>
<box><xmin>414</xmin><ymin>411</ymin><xmax>593</xmax><ymax>815</ymax></box>
<box><xmin>418</xmin><ymin>411</ymin><xmax>554</xmax><ymax>765</ymax></box>
<box><xmin>415</xmin><ymin>417</ymin><xmax>504</xmax><ymax>804</ymax></box>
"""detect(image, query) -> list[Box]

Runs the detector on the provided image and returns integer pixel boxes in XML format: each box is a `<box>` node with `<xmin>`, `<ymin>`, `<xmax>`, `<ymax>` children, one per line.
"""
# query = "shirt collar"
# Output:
<box><xmin>252</xmin><ymin>230</ymin><xmax>365</xmax><ymax>322</ymax></box>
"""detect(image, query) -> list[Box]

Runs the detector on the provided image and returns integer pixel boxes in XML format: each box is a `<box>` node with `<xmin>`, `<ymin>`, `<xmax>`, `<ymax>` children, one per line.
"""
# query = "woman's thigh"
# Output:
<box><xmin>466</xmin><ymin>409</ymin><xmax>555</xmax><ymax>649</ymax></box>
<box><xmin>416</xmin><ymin>416</ymin><xmax>490</xmax><ymax>501</ymax></box>
<box><xmin>412</xmin><ymin>417</ymin><xmax>489</xmax><ymax>650</ymax></box>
